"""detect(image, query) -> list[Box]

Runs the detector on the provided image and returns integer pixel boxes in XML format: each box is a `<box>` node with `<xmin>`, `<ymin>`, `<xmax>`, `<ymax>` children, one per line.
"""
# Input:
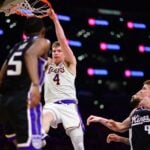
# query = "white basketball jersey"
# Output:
<box><xmin>44</xmin><ymin>62</ymin><xmax>77</xmax><ymax>103</ymax></box>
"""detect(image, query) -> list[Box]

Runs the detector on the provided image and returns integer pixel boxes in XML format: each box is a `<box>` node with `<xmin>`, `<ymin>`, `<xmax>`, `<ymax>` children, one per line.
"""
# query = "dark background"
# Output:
<box><xmin>0</xmin><ymin>0</ymin><xmax>150</xmax><ymax>149</ymax></box>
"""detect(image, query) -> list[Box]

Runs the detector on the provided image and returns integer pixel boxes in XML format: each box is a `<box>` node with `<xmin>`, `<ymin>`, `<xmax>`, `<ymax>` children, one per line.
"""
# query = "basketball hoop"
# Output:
<box><xmin>0</xmin><ymin>0</ymin><xmax>52</xmax><ymax>18</ymax></box>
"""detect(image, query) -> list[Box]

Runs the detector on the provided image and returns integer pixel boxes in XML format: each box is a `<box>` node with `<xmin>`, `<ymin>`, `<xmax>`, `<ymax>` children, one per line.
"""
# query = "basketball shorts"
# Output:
<box><xmin>0</xmin><ymin>90</ymin><xmax>43</xmax><ymax>149</ymax></box>
<box><xmin>43</xmin><ymin>99</ymin><xmax>84</xmax><ymax>131</ymax></box>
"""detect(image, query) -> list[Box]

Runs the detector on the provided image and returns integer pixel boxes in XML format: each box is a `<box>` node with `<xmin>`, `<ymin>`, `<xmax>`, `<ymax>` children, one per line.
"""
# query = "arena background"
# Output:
<box><xmin>0</xmin><ymin>0</ymin><xmax>150</xmax><ymax>149</ymax></box>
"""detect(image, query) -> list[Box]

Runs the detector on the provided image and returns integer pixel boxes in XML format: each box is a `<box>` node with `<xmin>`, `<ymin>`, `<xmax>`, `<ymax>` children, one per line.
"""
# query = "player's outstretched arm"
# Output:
<box><xmin>25</xmin><ymin>38</ymin><xmax>50</xmax><ymax>108</ymax></box>
<box><xmin>87</xmin><ymin>115</ymin><xmax>130</xmax><ymax>132</ymax></box>
<box><xmin>107</xmin><ymin>133</ymin><xmax>130</xmax><ymax>145</ymax></box>
<box><xmin>48</xmin><ymin>9</ymin><xmax>76</xmax><ymax>68</ymax></box>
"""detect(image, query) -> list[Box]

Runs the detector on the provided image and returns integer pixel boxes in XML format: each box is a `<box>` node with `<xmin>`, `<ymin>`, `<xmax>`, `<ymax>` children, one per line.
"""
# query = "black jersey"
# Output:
<box><xmin>1</xmin><ymin>36</ymin><xmax>46</xmax><ymax>93</ymax></box>
<box><xmin>130</xmin><ymin>108</ymin><xmax>150</xmax><ymax>150</ymax></box>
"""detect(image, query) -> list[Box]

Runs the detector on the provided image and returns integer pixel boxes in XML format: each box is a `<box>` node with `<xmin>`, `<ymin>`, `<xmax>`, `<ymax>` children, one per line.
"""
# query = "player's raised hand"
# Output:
<box><xmin>48</xmin><ymin>8</ymin><xmax>57</xmax><ymax>21</ymax></box>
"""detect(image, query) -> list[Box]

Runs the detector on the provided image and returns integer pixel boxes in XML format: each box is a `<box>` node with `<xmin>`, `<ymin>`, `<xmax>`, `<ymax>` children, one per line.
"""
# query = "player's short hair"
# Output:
<box><xmin>52</xmin><ymin>41</ymin><xmax>60</xmax><ymax>49</ymax></box>
<box><xmin>23</xmin><ymin>17</ymin><xmax>45</xmax><ymax>35</ymax></box>
<box><xmin>143</xmin><ymin>80</ymin><xmax>150</xmax><ymax>85</ymax></box>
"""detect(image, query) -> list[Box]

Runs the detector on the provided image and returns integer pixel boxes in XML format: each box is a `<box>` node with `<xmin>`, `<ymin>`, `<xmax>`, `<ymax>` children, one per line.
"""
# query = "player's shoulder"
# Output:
<box><xmin>36</xmin><ymin>37</ymin><xmax>50</xmax><ymax>44</ymax></box>
<box><xmin>28</xmin><ymin>38</ymin><xmax>49</xmax><ymax>50</ymax></box>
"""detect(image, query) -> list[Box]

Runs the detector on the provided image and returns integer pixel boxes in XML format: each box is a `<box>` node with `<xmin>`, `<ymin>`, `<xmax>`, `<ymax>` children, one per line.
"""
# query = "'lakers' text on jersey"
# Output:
<box><xmin>130</xmin><ymin>108</ymin><xmax>150</xmax><ymax>150</ymax></box>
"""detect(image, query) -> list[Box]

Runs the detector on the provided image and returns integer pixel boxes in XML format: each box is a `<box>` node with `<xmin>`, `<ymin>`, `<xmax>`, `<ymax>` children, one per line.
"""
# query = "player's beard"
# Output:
<box><xmin>130</xmin><ymin>97</ymin><xmax>140</xmax><ymax>109</ymax></box>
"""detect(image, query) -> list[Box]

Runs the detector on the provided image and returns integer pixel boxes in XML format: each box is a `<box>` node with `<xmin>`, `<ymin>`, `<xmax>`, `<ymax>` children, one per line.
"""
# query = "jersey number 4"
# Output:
<box><xmin>53</xmin><ymin>74</ymin><xmax>60</xmax><ymax>85</ymax></box>
<box><xmin>7</xmin><ymin>52</ymin><xmax>22</xmax><ymax>76</ymax></box>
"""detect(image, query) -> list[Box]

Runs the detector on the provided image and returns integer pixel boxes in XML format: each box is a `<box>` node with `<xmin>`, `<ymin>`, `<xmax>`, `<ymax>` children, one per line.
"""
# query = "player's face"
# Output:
<box><xmin>136</xmin><ymin>84</ymin><xmax>150</xmax><ymax>100</ymax></box>
<box><xmin>52</xmin><ymin>46</ymin><xmax>64</xmax><ymax>64</ymax></box>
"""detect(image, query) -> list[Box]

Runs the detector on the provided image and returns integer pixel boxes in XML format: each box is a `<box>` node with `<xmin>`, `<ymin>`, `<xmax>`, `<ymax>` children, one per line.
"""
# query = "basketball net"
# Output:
<box><xmin>0</xmin><ymin>0</ymin><xmax>52</xmax><ymax>18</ymax></box>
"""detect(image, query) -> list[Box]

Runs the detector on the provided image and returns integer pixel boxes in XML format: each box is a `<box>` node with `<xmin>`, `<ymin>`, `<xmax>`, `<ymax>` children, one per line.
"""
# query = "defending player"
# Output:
<box><xmin>87</xmin><ymin>80</ymin><xmax>150</xmax><ymax>150</ymax></box>
<box><xmin>0</xmin><ymin>17</ymin><xmax>50</xmax><ymax>150</ymax></box>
